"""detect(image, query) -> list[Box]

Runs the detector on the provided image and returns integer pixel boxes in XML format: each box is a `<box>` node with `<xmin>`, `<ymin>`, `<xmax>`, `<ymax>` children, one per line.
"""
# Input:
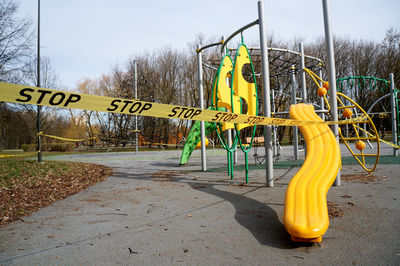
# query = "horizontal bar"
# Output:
<box><xmin>272</xmin><ymin>109</ymin><xmax>330</xmax><ymax>116</ymax></box>
<box><xmin>338</xmin><ymin>105</ymin><xmax>356</xmax><ymax>109</ymax></box>
<box><xmin>342</xmin><ymin>137</ymin><xmax>376</xmax><ymax>141</ymax></box>
<box><xmin>231</xmin><ymin>47</ymin><xmax>324</xmax><ymax>64</ymax></box>
<box><xmin>354</xmin><ymin>153</ymin><xmax>378</xmax><ymax>157</ymax></box>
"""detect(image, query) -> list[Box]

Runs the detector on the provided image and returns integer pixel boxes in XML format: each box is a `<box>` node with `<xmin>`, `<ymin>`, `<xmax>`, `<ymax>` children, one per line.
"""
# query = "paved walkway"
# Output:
<box><xmin>0</xmin><ymin>145</ymin><xmax>399</xmax><ymax>265</ymax></box>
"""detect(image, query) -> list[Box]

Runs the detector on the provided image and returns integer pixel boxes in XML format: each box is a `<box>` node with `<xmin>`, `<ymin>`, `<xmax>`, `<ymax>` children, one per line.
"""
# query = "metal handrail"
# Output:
<box><xmin>197</xmin><ymin>40</ymin><xmax>224</xmax><ymax>53</ymax></box>
<box><xmin>220</xmin><ymin>19</ymin><xmax>259</xmax><ymax>53</ymax></box>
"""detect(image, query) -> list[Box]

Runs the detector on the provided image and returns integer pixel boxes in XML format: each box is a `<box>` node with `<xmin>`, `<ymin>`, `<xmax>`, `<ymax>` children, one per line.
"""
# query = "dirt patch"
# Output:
<box><xmin>327</xmin><ymin>201</ymin><xmax>344</xmax><ymax>218</ymax></box>
<box><xmin>151</xmin><ymin>170</ymin><xmax>179</xmax><ymax>181</ymax></box>
<box><xmin>81</xmin><ymin>198</ymin><xmax>102</xmax><ymax>202</ymax></box>
<box><xmin>0</xmin><ymin>162</ymin><xmax>112</xmax><ymax>226</ymax></box>
<box><xmin>341</xmin><ymin>174</ymin><xmax>379</xmax><ymax>183</ymax></box>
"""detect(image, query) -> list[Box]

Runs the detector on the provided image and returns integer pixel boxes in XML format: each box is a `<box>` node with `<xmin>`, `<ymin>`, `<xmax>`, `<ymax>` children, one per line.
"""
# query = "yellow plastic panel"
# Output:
<box><xmin>213</xmin><ymin>55</ymin><xmax>235</xmax><ymax>131</ymax></box>
<box><xmin>231</xmin><ymin>45</ymin><xmax>257</xmax><ymax>131</ymax></box>
<box><xmin>284</xmin><ymin>104</ymin><xmax>341</xmax><ymax>242</ymax></box>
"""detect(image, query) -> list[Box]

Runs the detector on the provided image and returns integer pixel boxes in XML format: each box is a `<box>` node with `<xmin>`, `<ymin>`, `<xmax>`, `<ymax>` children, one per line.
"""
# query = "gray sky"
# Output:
<box><xmin>18</xmin><ymin>0</ymin><xmax>399</xmax><ymax>90</ymax></box>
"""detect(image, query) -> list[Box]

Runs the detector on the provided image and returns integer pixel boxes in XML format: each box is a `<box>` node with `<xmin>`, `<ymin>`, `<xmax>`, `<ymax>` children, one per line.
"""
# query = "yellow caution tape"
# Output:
<box><xmin>0</xmin><ymin>151</ymin><xmax>39</xmax><ymax>158</ymax></box>
<box><xmin>0</xmin><ymin>82</ymin><xmax>366</xmax><ymax>127</ymax></box>
<box><xmin>354</xmin><ymin>124</ymin><xmax>400</xmax><ymax>149</ymax></box>
<box><xmin>38</xmin><ymin>132</ymin><xmax>97</xmax><ymax>142</ymax></box>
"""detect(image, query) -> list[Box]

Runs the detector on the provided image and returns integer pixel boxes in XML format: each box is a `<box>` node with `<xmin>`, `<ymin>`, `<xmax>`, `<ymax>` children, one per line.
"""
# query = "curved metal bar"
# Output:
<box><xmin>232</xmin><ymin>47</ymin><xmax>324</xmax><ymax>64</ymax></box>
<box><xmin>196</xmin><ymin>40</ymin><xmax>224</xmax><ymax>53</ymax></box>
<box><xmin>202</xmin><ymin>62</ymin><xmax>219</xmax><ymax>71</ymax></box>
<box><xmin>366</xmin><ymin>93</ymin><xmax>391</xmax><ymax>115</ymax></box>
<box><xmin>221</xmin><ymin>19</ymin><xmax>259</xmax><ymax>53</ymax></box>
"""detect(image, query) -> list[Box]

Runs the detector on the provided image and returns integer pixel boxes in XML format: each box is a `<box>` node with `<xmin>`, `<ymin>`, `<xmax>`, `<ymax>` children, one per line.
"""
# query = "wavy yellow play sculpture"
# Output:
<box><xmin>284</xmin><ymin>104</ymin><xmax>341</xmax><ymax>242</ymax></box>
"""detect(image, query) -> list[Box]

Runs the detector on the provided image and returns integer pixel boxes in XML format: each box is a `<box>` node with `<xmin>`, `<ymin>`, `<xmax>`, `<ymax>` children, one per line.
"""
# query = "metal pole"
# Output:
<box><xmin>389</xmin><ymin>73</ymin><xmax>398</xmax><ymax>156</ymax></box>
<box><xmin>258</xmin><ymin>0</ymin><xmax>273</xmax><ymax>187</ymax></box>
<box><xmin>290</xmin><ymin>65</ymin><xmax>299</xmax><ymax>160</ymax></box>
<box><xmin>271</xmin><ymin>89</ymin><xmax>277</xmax><ymax>157</ymax></box>
<box><xmin>233</xmin><ymin>130</ymin><xmax>238</xmax><ymax>164</ymax></box>
<box><xmin>197</xmin><ymin>44</ymin><xmax>207</xmax><ymax>171</ymax></box>
<box><xmin>299</xmin><ymin>43</ymin><xmax>307</xmax><ymax>102</ymax></box>
<box><xmin>134</xmin><ymin>60</ymin><xmax>138</xmax><ymax>155</ymax></box>
<box><xmin>37</xmin><ymin>0</ymin><xmax>42</xmax><ymax>163</ymax></box>
<box><xmin>318</xmin><ymin>67</ymin><xmax>325</xmax><ymax>120</ymax></box>
<box><xmin>322</xmin><ymin>0</ymin><xmax>340</xmax><ymax>185</ymax></box>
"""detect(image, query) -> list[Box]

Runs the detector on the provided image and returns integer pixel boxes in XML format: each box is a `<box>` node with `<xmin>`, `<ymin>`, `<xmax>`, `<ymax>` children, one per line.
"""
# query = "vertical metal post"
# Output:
<box><xmin>258</xmin><ymin>0</ymin><xmax>273</xmax><ymax>187</ymax></box>
<box><xmin>299</xmin><ymin>43</ymin><xmax>307</xmax><ymax>103</ymax></box>
<box><xmin>197</xmin><ymin>44</ymin><xmax>207</xmax><ymax>171</ymax></box>
<box><xmin>134</xmin><ymin>60</ymin><xmax>138</xmax><ymax>155</ymax></box>
<box><xmin>318</xmin><ymin>67</ymin><xmax>325</xmax><ymax>120</ymax></box>
<box><xmin>227</xmin><ymin>129</ymin><xmax>233</xmax><ymax>177</ymax></box>
<box><xmin>389</xmin><ymin>73</ymin><xmax>398</xmax><ymax>156</ymax></box>
<box><xmin>322</xmin><ymin>0</ymin><xmax>340</xmax><ymax>185</ymax></box>
<box><xmin>37</xmin><ymin>0</ymin><xmax>42</xmax><ymax>163</ymax></box>
<box><xmin>233</xmin><ymin>130</ymin><xmax>238</xmax><ymax>164</ymax></box>
<box><xmin>290</xmin><ymin>66</ymin><xmax>299</xmax><ymax>160</ymax></box>
<box><xmin>228</xmin><ymin>70</ymin><xmax>238</xmax><ymax>165</ymax></box>
<box><xmin>271</xmin><ymin>89</ymin><xmax>277</xmax><ymax>157</ymax></box>
<box><xmin>227</xmin><ymin>130</ymin><xmax>232</xmax><ymax>151</ymax></box>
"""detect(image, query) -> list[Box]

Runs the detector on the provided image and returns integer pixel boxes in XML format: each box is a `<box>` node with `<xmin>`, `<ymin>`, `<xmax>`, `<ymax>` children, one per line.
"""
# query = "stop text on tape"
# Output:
<box><xmin>0</xmin><ymin>82</ymin><xmax>365</xmax><ymax>127</ymax></box>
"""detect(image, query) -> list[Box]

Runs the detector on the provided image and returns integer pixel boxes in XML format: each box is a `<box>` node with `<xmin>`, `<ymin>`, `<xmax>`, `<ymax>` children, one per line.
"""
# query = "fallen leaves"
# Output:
<box><xmin>128</xmin><ymin>247</ymin><xmax>140</xmax><ymax>254</ymax></box>
<box><xmin>327</xmin><ymin>201</ymin><xmax>344</xmax><ymax>218</ymax></box>
<box><xmin>341</xmin><ymin>174</ymin><xmax>379</xmax><ymax>183</ymax></box>
<box><xmin>0</xmin><ymin>161</ymin><xmax>112</xmax><ymax>226</ymax></box>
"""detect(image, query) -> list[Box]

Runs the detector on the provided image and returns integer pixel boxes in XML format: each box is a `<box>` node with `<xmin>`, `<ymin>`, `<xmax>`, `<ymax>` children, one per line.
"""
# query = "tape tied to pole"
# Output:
<box><xmin>0</xmin><ymin>82</ymin><xmax>366</xmax><ymax>127</ymax></box>
<box><xmin>0</xmin><ymin>151</ymin><xmax>39</xmax><ymax>158</ymax></box>
<box><xmin>38</xmin><ymin>132</ymin><xmax>97</xmax><ymax>142</ymax></box>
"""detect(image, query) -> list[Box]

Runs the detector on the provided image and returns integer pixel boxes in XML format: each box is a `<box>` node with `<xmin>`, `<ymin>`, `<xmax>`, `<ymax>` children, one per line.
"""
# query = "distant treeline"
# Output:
<box><xmin>0</xmin><ymin>0</ymin><xmax>399</xmax><ymax>149</ymax></box>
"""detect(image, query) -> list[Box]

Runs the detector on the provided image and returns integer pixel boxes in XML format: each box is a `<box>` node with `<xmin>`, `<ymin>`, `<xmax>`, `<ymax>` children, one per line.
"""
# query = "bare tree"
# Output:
<box><xmin>0</xmin><ymin>0</ymin><xmax>33</xmax><ymax>82</ymax></box>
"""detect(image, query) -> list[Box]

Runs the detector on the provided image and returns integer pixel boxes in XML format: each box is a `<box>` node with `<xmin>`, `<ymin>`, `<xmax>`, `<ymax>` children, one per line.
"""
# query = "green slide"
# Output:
<box><xmin>179</xmin><ymin>107</ymin><xmax>222</xmax><ymax>165</ymax></box>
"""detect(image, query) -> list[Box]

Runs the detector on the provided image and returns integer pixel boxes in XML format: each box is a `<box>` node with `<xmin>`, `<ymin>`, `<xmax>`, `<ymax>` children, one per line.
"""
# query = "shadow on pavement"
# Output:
<box><xmin>188</xmin><ymin>183</ymin><xmax>293</xmax><ymax>249</ymax></box>
<box><xmin>112</xmin><ymin>169</ymin><xmax>294</xmax><ymax>249</ymax></box>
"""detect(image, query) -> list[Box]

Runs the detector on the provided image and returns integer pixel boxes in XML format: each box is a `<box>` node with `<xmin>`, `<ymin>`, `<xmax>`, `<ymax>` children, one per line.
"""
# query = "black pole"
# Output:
<box><xmin>37</xmin><ymin>0</ymin><xmax>42</xmax><ymax>162</ymax></box>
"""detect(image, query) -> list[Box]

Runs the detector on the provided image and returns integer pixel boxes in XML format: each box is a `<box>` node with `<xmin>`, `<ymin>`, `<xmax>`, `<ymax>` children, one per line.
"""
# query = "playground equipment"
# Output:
<box><xmin>2</xmin><ymin>0</ymin><xmax>393</xmax><ymax>244</ymax></box>
<box><xmin>188</xmin><ymin>0</ymin><xmax>397</xmax><ymax>243</ymax></box>
<box><xmin>195</xmin><ymin>137</ymin><xmax>209</xmax><ymax>149</ymax></box>
<box><xmin>305</xmin><ymin>68</ymin><xmax>381</xmax><ymax>172</ymax></box>
<box><xmin>212</xmin><ymin>43</ymin><xmax>258</xmax><ymax>183</ymax></box>
<box><xmin>284</xmin><ymin>104</ymin><xmax>341</xmax><ymax>242</ymax></box>
<box><xmin>179</xmin><ymin>107</ymin><xmax>222</xmax><ymax>165</ymax></box>
<box><xmin>188</xmin><ymin>30</ymin><xmax>324</xmax><ymax>182</ymax></box>
<box><xmin>337</xmin><ymin>75</ymin><xmax>399</xmax><ymax>156</ymax></box>
<box><xmin>193</xmin><ymin>0</ymin><xmax>337</xmax><ymax>187</ymax></box>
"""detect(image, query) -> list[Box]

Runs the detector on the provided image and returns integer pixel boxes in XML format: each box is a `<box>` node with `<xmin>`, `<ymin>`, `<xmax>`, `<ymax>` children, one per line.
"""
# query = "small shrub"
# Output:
<box><xmin>21</xmin><ymin>144</ymin><xmax>36</xmax><ymax>151</ymax></box>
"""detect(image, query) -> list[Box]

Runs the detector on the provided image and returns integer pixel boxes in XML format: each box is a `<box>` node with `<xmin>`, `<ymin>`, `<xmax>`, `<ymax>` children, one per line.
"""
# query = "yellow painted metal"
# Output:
<box><xmin>304</xmin><ymin>68</ymin><xmax>323</xmax><ymax>88</ymax></box>
<box><xmin>231</xmin><ymin>45</ymin><xmax>257</xmax><ymax>131</ymax></box>
<box><xmin>338</xmin><ymin>105</ymin><xmax>356</xmax><ymax>109</ymax></box>
<box><xmin>355</xmin><ymin>123</ymin><xmax>400</xmax><ymax>149</ymax></box>
<box><xmin>342</xmin><ymin>137</ymin><xmax>377</xmax><ymax>141</ymax></box>
<box><xmin>284</xmin><ymin>104</ymin><xmax>341</xmax><ymax>242</ymax></box>
<box><xmin>336</xmin><ymin>92</ymin><xmax>380</xmax><ymax>172</ymax></box>
<box><xmin>303</xmin><ymin>67</ymin><xmax>380</xmax><ymax>173</ymax></box>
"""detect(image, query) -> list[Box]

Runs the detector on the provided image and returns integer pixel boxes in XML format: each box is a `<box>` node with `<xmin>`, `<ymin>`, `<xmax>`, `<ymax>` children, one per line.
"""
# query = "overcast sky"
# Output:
<box><xmin>17</xmin><ymin>0</ymin><xmax>399</xmax><ymax>90</ymax></box>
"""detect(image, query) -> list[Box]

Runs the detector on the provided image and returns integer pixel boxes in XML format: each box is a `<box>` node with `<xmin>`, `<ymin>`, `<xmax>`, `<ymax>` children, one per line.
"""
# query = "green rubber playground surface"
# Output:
<box><xmin>202</xmin><ymin>155</ymin><xmax>400</xmax><ymax>172</ymax></box>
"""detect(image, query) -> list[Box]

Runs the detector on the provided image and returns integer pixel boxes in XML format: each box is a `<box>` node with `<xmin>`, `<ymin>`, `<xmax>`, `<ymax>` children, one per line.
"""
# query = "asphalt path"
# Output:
<box><xmin>0</xmin><ymin>145</ymin><xmax>399</xmax><ymax>265</ymax></box>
